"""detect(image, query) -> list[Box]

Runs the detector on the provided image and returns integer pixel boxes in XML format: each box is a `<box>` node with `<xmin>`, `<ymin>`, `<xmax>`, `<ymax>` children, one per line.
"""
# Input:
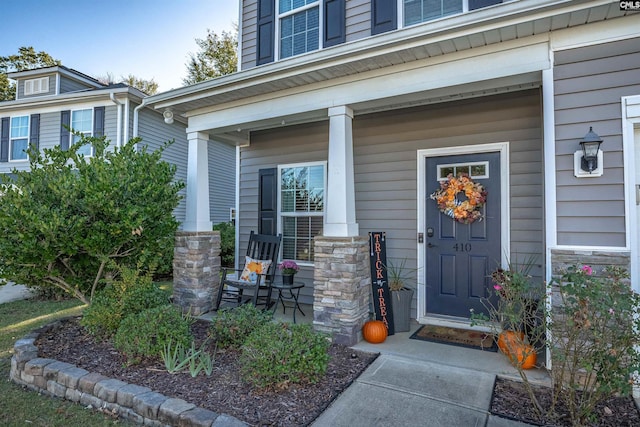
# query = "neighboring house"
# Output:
<box><xmin>141</xmin><ymin>0</ymin><xmax>640</xmax><ymax>346</ymax></box>
<box><xmin>0</xmin><ymin>65</ymin><xmax>236</xmax><ymax>226</ymax></box>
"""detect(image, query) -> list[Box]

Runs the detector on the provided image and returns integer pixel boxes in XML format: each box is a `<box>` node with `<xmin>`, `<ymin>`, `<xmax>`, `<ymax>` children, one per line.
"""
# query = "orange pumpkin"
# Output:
<box><xmin>363</xmin><ymin>320</ymin><xmax>388</xmax><ymax>344</ymax></box>
<box><xmin>507</xmin><ymin>342</ymin><xmax>537</xmax><ymax>370</ymax></box>
<box><xmin>497</xmin><ymin>330</ymin><xmax>525</xmax><ymax>355</ymax></box>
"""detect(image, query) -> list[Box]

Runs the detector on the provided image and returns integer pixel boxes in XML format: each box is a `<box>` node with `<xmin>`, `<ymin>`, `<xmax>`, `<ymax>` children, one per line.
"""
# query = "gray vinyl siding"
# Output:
<box><xmin>241</xmin><ymin>0</ymin><xmax>258</xmax><ymax>71</ymax></box>
<box><xmin>209</xmin><ymin>141</ymin><xmax>236</xmax><ymax>225</ymax></box>
<box><xmin>59</xmin><ymin>76</ymin><xmax>93</xmax><ymax>93</ymax></box>
<box><xmin>239</xmin><ymin>89</ymin><xmax>544</xmax><ymax>306</ymax></box>
<box><xmin>554</xmin><ymin>38</ymin><xmax>640</xmax><ymax>247</ymax></box>
<box><xmin>136</xmin><ymin>107</ymin><xmax>189</xmax><ymax>223</ymax></box>
<box><xmin>0</xmin><ymin>111</ymin><xmax>58</xmax><ymax>174</ymax></box>
<box><xmin>16</xmin><ymin>75</ymin><xmax>56</xmax><ymax>99</ymax></box>
<box><xmin>346</xmin><ymin>0</ymin><xmax>370</xmax><ymax>42</ymax></box>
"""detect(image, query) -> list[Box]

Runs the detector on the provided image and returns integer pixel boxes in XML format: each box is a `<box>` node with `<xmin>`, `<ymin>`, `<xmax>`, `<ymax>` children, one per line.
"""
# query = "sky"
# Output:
<box><xmin>0</xmin><ymin>0</ymin><xmax>239</xmax><ymax>92</ymax></box>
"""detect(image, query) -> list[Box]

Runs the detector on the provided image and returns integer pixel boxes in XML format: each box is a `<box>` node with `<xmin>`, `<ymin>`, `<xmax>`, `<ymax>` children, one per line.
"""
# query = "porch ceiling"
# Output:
<box><xmin>145</xmin><ymin>0</ymin><xmax>628</xmax><ymax>138</ymax></box>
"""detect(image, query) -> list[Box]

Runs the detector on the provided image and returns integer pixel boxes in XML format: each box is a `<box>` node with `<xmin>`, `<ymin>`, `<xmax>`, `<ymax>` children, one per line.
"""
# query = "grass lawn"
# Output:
<box><xmin>0</xmin><ymin>297</ymin><xmax>133</xmax><ymax>426</ymax></box>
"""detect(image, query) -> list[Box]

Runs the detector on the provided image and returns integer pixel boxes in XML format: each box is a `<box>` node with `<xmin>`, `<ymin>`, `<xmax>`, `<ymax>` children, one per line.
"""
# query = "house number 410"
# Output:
<box><xmin>453</xmin><ymin>243</ymin><xmax>471</xmax><ymax>252</ymax></box>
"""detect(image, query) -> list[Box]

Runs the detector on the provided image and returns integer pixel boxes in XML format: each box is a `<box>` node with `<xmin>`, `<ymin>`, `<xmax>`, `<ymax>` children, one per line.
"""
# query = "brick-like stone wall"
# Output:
<box><xmin>550</xmin><ymin>249</ymin><xmax>631</xmax><ymax>278</ymax></box>
<box><xmin>173</xmin><ymin>231</ymin><xmax>221</xmax><ymax>316</ymax></box>
<box><xmin>313</xmin><ymin>236</ymin><xmax>371</xmax><ymax>346</ymax></box>
<box><xmin>10</xmin><ymin>322</ymin><xmax>246</xmax><ymax>427</ymax></box>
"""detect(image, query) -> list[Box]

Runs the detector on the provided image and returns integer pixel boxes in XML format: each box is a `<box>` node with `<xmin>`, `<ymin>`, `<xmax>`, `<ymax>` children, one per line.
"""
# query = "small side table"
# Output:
<box><xmin>271</xmin><ymin>282</ymin><xmax>305</xmax><ymax>323</ymax></box>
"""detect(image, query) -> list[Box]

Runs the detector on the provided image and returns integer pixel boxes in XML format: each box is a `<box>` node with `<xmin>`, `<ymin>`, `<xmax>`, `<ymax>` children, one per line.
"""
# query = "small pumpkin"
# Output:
<box><xmin>363</xmin><ymin>320</ymin><xmax>388</xmax><ymax>344</ymax></box>
<box><xmin>497</xmin><ymin>330</ymin><xmax>525</xmax><ymax>355</ymax></box>
<box><xmin>505</xmin><ymin>340</ymin><xmax>537</xmax><ymax>370</ymax></box>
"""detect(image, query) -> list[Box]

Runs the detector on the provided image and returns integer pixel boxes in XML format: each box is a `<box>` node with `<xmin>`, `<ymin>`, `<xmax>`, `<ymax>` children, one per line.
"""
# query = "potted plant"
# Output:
<box><xmin>278</xmin><ymin>260</ymin><xmax>299</xmax><ymax>285</ymax></box>
<box><xmin>386</xmin><ymin>259</ymin><xmax>416</xmax><ymax>332</ymax></box>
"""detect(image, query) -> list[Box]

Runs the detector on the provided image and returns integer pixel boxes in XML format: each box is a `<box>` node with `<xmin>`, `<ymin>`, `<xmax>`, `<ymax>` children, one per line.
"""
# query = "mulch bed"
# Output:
<box><xmin>34</xmin><ymin>317</ymin><xmax>378</xmax><ymax>427</ymax></box>
<box><xmin>491</xmin><ymin>377</ymin><xmax>640</xmax><ymax>426</ymax></box>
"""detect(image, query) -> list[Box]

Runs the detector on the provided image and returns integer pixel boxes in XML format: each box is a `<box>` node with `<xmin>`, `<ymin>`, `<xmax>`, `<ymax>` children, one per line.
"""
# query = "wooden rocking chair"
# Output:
<box><xmin>214</xmin><ymin>231</ymin><xmax>282</xmax><ymax>310</ymax></box>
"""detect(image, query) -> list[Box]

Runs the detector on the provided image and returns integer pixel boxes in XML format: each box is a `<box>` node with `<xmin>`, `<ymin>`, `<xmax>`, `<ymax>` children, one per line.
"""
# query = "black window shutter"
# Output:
<box><xmin>60</xmin><ymin>110</ymin><xmax>70</xmax><ymax>151</ymax></box>
<box><xmin>29</xmin><ymin>114</ymin><xmax>40</xmax><ymax>152</ymax></box>
<box><xmin>93</xmin><ymin>106</ymin><xmax>105</xmax><ymax>137</ymax></box>
<box><xmin>469</xmin><ymin>0</ymin><xmax>502</xmax><ymax>10</ymax></box>
<box><xmin>0</xmin><ymin>117</ymin><xmax>9</xmax><ymax>162</ymax></box>
<box><xmin>324</xmin><ymin>0</ymin><xmax>346</xmax><ymax>48</ymax></box>
<box><xmin>258</xmin><ymin>168</ymin><xmax>277</xmax><ymax>235</ymax></box>
<box><xmin>256</xmin><ymin>0</ymin><xmax>275</xmax><ymax>65</ymax></box>
<box><xmin>371</xmin><ymin>0</ymin><xmax>397</xmax><ymax>35</ymax></box>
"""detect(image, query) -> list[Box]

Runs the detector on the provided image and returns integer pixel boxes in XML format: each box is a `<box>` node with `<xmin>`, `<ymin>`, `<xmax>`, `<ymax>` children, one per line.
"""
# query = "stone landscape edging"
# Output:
<box><xmin>9</xmin><ymin>319</ymin><xmax>247</xmax><ymax>427</ymax></box>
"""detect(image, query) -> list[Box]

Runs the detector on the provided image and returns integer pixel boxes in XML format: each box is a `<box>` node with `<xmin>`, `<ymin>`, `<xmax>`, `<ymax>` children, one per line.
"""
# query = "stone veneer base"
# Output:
<box><xmin>9</xmin><ymin>320</ymin><xmax>246</xmax><ymax>427</ymax></box>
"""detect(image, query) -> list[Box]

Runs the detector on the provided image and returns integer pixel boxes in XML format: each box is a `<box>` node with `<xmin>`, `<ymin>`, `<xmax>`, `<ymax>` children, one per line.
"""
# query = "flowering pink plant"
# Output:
<box><xmin>278</xmin><ymin>260</ymin><xmax>299</xmax><ymax>275</ymax></box>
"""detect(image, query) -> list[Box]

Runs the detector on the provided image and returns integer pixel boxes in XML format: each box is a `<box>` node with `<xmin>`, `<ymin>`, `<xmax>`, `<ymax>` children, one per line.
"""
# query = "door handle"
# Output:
<box><xmin>427</xmin><ymin>242</ymin><xmax>436</xmax><ymax>248</ymax></box>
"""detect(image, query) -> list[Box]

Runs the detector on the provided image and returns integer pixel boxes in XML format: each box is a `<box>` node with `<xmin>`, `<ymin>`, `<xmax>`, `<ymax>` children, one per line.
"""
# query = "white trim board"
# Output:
<box><xmin>416</xmin><ymin>142</ymin><xmax>510</xmax><ymax>324</ymax></box>
<box><xmin>622</xmin><ymin>94</ymin><xmax>640</xmax><ymax>295</ymax></box>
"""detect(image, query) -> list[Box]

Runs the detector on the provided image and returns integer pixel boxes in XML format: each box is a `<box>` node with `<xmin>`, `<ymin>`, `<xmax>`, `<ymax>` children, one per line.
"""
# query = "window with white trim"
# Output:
<box><xmin>10</xmin><ymin>116</ymin><xmax>29</xmax><ymax>161</ymax></box>
<box><xmin>71</xmin><ymin>109</ymin><xmax>93</xmax><ymax>157</ymax></box>
<box><xmin>24</xmin><ymin>77</ymin><xmax>49</xmax><ymax>96</ymax></box>
<box><xmin>279</xmin><ymin>163</ymin><xmax>325</xmax><ymax>263</ymax></box>
<box><xmin>278</xmin><ymin>0</ymin><xmax>320</xmax><ymax>59</ymax></box>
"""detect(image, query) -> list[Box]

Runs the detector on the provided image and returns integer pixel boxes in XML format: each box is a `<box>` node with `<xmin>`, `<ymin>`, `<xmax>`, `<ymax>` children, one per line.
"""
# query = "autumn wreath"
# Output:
<box><xmin>430</xmin><ymin>173</ymin><xmax>487</xmax><ymax>224</ymax></box>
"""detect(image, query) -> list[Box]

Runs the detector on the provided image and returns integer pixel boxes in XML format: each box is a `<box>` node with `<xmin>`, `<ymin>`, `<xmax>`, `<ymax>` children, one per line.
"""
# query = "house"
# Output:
<box><xmin>0</xmin><ymin>65</ymin><xmax>236</xmax><ymax>227</ymax></box>
<box><xmin>142</xmin><ymin>0</ymin><xmax>640</xmax><ymax>345</ymax></box>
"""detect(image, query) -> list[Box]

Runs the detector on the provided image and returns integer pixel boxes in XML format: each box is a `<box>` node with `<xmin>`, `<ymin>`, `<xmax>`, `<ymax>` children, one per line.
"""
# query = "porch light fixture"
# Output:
<box><xmin>579</xmin><ymin>127</ymin><xmax>602</xmax><ymax>173</ymax></box>
<box><xmin>574</xmin><ymin>127</ymin><xmax>604</xmax><ymax>178</ymax></box>
<box><xmin>163</xmin><ymin>109</ymin><xmax>174</xmax><ymax>124</ymax></box>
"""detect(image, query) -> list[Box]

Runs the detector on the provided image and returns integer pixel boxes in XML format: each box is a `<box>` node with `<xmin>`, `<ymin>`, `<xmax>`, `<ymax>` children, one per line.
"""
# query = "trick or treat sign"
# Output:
<box><xmin>369</xmin><ymin>232</ymin><xmax>394</xmax><ymax>335</ymax></box>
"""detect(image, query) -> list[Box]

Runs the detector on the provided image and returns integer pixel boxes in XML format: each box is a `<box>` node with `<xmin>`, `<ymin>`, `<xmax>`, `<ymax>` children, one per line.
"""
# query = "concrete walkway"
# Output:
<box><xmin>312</xmin><ymin>322</ymin><xmax>549</xmax><ymax>427</ymax></box>
<box><xmin>0</xmin><ymin>282</ymin><xmax>33</xmax><ymax>304</ymax></box>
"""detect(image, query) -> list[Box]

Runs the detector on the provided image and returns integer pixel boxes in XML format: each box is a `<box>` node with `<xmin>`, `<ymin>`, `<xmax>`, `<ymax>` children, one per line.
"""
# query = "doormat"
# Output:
<box><xmin>410</xmin><ymin>325</ymin><xmax>498</xmax><ymax>352</ymax></box>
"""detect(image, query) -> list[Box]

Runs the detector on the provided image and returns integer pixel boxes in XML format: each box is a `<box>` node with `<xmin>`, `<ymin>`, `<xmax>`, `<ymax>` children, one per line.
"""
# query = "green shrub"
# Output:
<box><xmin>208</xmin><ymin>304</ymin><xmax>273</xmax><ymax>349</ymax></box>
<box><xmin>81</xmin><ymin>268</ymin><xmax>170</xmax><ymax>338</ymax></box>
<box><xmin>114</xmin><ymin>305</ymin><xmax>192</xmax><ymax>364</ymax></box>
<box><xmin>240</xmin><ymin>322</ymin><xmax>330</xmax><ymax>389</ymax></box>
<box><xmin>213</xmin><ymin>221</ymin><xmax>235</xmax><ymax>267</ymax></box>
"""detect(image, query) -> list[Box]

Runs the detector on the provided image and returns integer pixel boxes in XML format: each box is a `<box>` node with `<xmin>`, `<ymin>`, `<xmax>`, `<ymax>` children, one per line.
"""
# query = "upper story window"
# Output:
<box><xmin>10</xmin><ymin>116</ymin><xmax>29</xmax><ymax>161</ymax></box>
<box><xmin>24</xmin><ymin>77</ymin><xmax>49</xmax><ymax>96</ymax></box>
<box><xmin>71</xmin><ymin>109</ymin><xmax>93</xmax><ymax>157</ymax></box>
<box><xmin>278</xmin><ymin>0</ymin><xmax>320</xmax><ymax>59</ymax></box>
<box><xmin>279</xmin><ymin>162</ymin><xmax>325</xmax><ymax>263</ymax></box>
<box><xmin>403</xmin><ymin>0</ymin><xmax>502</xmax><ymax>27</ymax></box>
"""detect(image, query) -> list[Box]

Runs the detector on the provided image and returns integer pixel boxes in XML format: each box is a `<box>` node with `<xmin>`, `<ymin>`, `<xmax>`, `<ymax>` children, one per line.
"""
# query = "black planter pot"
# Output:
<box><xmin>391</xmin><ymin>287</ymin><xmax>414</xmax><ymax>332</ymax></box>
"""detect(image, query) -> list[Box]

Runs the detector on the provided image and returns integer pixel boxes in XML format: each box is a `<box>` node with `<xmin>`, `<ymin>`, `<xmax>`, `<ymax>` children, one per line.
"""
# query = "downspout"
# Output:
<box><xmin>109</xmin><ymin>92</ymin><xmax>122</xmax><ymax>147</ymax></box>
<box><xmin>133</xmin><ymin>98</ymin><xmax>147</xmax><ymax>138</ymax></box>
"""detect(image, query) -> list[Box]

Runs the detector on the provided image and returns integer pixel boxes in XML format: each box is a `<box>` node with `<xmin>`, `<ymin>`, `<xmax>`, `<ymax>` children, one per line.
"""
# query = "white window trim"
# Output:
<box><xmin>9</xmin><ymin>115</ymin><xmax>29</xmax><ymax>162</ymax></box>
<box><xmin>275</xmin><ymin>0</ymin><xmax>322</xmax><ymax>61</ymax></box>
<box><xmin>277</xmin><ymin>160</ymin><xmax>327</xmax><ymax>266</ymax></box>
<box><xmin>71</xmin><ymin>108</ymin><xmax>94</xmax><ymax>157</ymax></box>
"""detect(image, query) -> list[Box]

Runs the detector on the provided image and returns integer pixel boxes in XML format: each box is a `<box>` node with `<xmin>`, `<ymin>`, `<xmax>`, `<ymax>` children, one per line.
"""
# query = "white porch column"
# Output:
<box><xmin>184</xmin><ymin>131</ymin><xmax>212</xmax><ymax>231</ymax></box>
<box><xmin>324</xmin><ymin>106</ymin><xmax>359</xmax><ymax>237</ymax></box>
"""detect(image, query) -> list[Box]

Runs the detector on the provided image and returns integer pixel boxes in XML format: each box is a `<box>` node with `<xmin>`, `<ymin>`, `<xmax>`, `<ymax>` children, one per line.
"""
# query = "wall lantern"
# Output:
<box><xmin>163</xmin><ymin>109</ymin><xmax>174</xmax><ymax>124</ymax></box>
<box><xmin>574</xmin><ymin>127</ymin><xmax>603</xmax><ymax>178</ymax></box>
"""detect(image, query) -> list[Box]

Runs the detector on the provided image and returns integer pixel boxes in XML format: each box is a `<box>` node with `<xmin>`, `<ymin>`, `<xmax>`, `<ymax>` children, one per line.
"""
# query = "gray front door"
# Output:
<box><xmin>425</xmin><ymin>152</ymin><xmax>501</xmax><ymax>318</ymax></box>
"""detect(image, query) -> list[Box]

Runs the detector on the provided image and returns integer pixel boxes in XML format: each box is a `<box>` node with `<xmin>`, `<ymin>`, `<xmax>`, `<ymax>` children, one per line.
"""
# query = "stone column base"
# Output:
<box><xmin>313</xmin><ymin>236</ymin><xmax>370</xmax><ymax>346</ymax></box>
<box><xmin>173</xmin><ymin>231</ymin><xmax>220</xmax><ymax>316</ymax></box>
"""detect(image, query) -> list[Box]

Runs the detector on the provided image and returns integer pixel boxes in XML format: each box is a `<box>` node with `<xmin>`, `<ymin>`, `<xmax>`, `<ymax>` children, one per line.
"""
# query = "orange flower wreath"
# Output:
<box><xmin>430</xmin><ymin>173</ymin><xmax>487</xmax><ymax>224</ymax></box>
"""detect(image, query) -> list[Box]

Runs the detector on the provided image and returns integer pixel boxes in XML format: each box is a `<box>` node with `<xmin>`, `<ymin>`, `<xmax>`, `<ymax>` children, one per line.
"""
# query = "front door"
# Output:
<box><xmin>425</xmin><ymin>152</ymin><xmax>501</xmax><ymax>318</ymax></box>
